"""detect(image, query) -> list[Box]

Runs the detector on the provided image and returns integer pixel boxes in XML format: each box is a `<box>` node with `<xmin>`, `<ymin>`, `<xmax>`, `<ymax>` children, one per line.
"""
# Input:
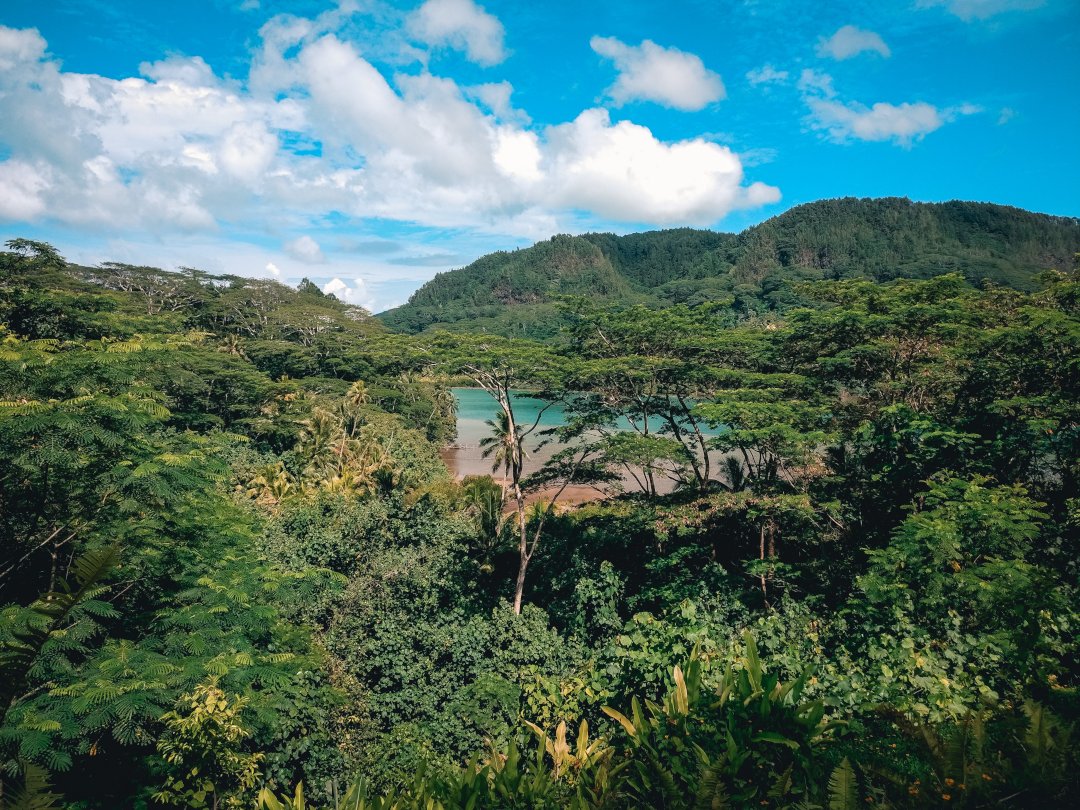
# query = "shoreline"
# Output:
<box><xmin>439</xmin><ymin>447</ymin><xmax>608</xmax><ymax>508</ymax></box>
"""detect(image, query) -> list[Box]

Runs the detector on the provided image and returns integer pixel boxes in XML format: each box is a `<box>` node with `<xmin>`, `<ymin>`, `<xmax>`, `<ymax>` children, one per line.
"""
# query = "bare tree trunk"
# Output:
<box><xmin>503</xmin><ymin>390</ymin><xmax>529</xmax><ymax>616</ymax></box>
<box><xmin>759</xmin><ymin>523</ymin><xmax>768</xmax><ymax>608</ymax></box>
<box><xmin>512</xmin><ymin>493</ymin><xmax>529</xmax><ymax>615</ymax></box>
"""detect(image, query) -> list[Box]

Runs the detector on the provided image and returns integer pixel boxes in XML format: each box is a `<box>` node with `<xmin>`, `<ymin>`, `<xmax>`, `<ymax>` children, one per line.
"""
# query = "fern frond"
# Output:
<box><xmin>694</xmin><ymin>766</ymin><xmax>730</xmax><ymax>809</ymax></box>
<box><xmin>828</xmin><ymin>758</ymin><xmax>859</xmax><ymax>810</ymax></box>
<box><xmin>2</xmin><ymin>761</ymin><xmax>62</xmax><ymax>809</ymax></box>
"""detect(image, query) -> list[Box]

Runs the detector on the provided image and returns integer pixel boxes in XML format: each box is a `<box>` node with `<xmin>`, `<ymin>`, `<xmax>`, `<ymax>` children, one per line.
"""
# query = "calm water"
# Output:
<box><xmin>445</xmin><ymin>388</ymin><xmax>721</xmax><ymax>480</ymax></box>
<box><xmin>447</xmin><ymin>388</ymin><xmax>568</xmax><ymax>478</ymax></box>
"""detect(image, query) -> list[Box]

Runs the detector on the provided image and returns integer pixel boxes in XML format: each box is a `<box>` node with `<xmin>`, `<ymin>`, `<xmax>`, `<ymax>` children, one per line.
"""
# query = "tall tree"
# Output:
<box><xmin>427</xmin><ymin>332</ymin><xmax>570</xmax><ymax>613</ymax></box>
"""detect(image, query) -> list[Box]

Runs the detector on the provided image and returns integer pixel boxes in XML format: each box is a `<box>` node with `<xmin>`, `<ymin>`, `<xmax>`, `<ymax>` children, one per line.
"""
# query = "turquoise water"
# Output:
<box><xmin>447</xmin><ymin>388</ymin><xmax>720</xmax><ymax>479</ymax></box>
<box><xmin>453</xmin><ymin>388</ymin><xmax>567</xmax><ymax>448</ymax></box>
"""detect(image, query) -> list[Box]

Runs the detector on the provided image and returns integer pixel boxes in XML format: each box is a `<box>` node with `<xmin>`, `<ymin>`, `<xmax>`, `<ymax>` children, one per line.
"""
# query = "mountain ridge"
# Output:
<box><xmin>378</xmin><ymin>197</ymin><xmax>1080</xmax><ymax>337</ymax></box>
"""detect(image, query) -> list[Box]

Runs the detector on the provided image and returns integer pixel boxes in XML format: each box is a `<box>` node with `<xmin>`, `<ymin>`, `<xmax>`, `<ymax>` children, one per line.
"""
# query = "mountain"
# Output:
<box><xmin>378</xmin><ymin>197</ymin><xmax>1080</xmax><ymax>338</ymax></box>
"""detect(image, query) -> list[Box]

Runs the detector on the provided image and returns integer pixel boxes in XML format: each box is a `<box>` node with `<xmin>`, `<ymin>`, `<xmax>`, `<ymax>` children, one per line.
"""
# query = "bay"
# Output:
<box><xmin>444</xmin><ymin>387</ymin><xmax>722</xmax><ymax>481</ymax></box>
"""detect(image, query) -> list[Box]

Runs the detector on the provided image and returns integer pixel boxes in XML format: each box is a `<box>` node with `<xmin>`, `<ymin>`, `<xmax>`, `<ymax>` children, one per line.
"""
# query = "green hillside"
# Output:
<box><xmin>380</xmin><ymin>197</ymin><xmax>1080</xmax><ymax>337</ymax></box>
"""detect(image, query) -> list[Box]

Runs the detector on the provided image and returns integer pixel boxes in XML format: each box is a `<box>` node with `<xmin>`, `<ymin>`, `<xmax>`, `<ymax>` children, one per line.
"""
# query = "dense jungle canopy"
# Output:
<box><xmin>1</xmin><ymin>211</ymin><xmax>1079</xmax><ymax>808</ymax></box>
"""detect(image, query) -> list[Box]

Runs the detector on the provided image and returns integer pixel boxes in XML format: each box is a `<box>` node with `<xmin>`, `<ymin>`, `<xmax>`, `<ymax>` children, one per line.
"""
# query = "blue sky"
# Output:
<box><xmin>1</xmin><ymin>0</ymin><xmax>1077</xmax><ymax>311</ymax></box>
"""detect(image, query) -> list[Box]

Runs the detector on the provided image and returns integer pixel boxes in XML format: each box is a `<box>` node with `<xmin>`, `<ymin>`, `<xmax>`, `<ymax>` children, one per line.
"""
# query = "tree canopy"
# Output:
<box><xmin>2</xmin><ymin>240</ymin><xmax>1078</xmax><ymax>808</ymax></box>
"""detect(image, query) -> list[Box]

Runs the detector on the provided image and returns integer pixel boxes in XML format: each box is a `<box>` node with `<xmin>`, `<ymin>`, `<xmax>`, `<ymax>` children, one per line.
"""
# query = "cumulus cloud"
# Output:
<box><xmin>0</xmin><ymin>18</ymin><xmax>778</xmax><ymax>246</ymax></box>
<box><xmin>0</xmin><ymin>25</ymin><xmax>46</xmax><ymax>70</ymax></box>
<box><xmin>817</xmin><ymin>25</ymin><xmax>891</xmax><ymax>60</ymax></box>
<box><xmin>284</xmin><ymin>235</ymin><xmax>326</xmax><ymax>263</ymax></box>
<box><xmin>746</xmin><ymin>65</ymin><xmax>789</xmax><ymax>86</ymax></box>
<box><xmin>220</xmin><ymin>121</ymin><xmax>278</xmax><ymax>182</ymax></box>
<box><xmin>799</xmin><ymin>69</ymin><xmax>979</xmax><ymax>146</ymax></box>
<box><xmin>916</xmin><ymin>0</ymin><xmax>1045</xmax><ymax>21</ymax></box>
<box><xmin>590</xmin><ymin>36</ymin><xmax>725</xmax><ymax>111</ymax></box>
<box><xmin>546</xmin><ymin>109</ymin><xmax>778</xmax><ymax>223</ymax></box>
<box><xmin>408</xmin><ymin>0</ymin><xmax>507</xmax><ymax>66</ymax></box>
<box><xmin>322</xmin><ymin>276</ymin><xmax>376</xmax><ymax>311</ymax></box>
<box><xmin>265</xmin><ymin>261</ymin><xmax>281</xmax><ymax>277</ymax></box>
<box><xmin>465</xmin><ymin>80</ymin><xmax>529</xmax><ymax>123</ymax></box>
<box><xmin>0</xmin><ymin>160</ymin><xmax>49</xmax><ymax>220</ymax></box>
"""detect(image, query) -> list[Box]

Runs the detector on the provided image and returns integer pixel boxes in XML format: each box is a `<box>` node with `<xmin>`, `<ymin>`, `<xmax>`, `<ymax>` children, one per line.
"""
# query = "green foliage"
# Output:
<box><xmin>0</xmin><ymin>761</ymin><xmax>60</xmax><ymax>810</ymax></box>
<box><xmin>0</xmin><ymin>546</ymin><xmax>119</xmax><ymax>725</ymax></box>
<box><xmin>380</xmin><ymin>198</ymin><xmax>1080</xmax><ymax>336</ymax></box>
<box><xmin>153</xmin><ymin>680</ymin><xmax>262</xmax><ymax>808</ymax></box>
<box><xmin>852</xmin><ymin>477</ymin><xmax>1064</xmax><ymax>717</ymax></box>
<box><xmin>827</xmin><ymin>758</ymin><xmax>858</xmax><ymax>810</ymax></box>
<box><xmin>3</xmin><ymin>240</ymin><xmax>1080</xmax><ymax>809</ymax></box>
<box><xmin>602</xmin><ymin>633</ymin><xmax>843</xmax><ymax>807</ymax></box>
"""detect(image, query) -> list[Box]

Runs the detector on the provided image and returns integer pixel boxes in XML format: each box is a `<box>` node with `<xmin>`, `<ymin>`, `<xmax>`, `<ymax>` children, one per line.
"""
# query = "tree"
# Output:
<box><xmin>426</xmin><ymin>332</ymin><xmax>568</xmax><ymax>613</ymax></box>
<box><xmin>562</xmin><ymin>300</ymin><xmax>768</xmax><ymax>492</ymax></box>
<box><xmin>479</xmin><ymin>409</ymin><xmax>517</xmax><ymax>488</ymax></box>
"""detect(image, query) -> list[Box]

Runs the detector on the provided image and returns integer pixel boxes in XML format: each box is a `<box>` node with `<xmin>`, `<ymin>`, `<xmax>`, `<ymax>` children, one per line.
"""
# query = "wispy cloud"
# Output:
<box><xmin>916</xmin><ymin>0</ymin><xmax>1046</xmax><ymax>21</ymax></box>
<box><xmin>817</xmin><ymin>25</ymin><xmax>891</xmax><ymax>60</ymax></box>
<box><xmin>746</xmin><ymin>64</ymin><xmax>789</xmax><ymax>86</ymax></box>
<box><xmin>799</xmin><ymin>69</ymin><xmax>980</xmax><ymax>147</ymax></box>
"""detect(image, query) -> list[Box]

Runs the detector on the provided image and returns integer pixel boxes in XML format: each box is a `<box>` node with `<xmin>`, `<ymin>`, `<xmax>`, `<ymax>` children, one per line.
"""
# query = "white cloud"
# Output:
<box><xmin>0</xmin><ymin>19</ymin><xmax>778</xmax><ymax>248</ymax></box>
<box><xmin>0</xmin><ymin>25</ymin><xmax>46</xmax><ymax>70</ymax></box>
<box><xmin>266</xmin><ymin>261</ymin><xmax>281</xmax><ymax>277</ymax></box>
<box><xmin>284</xmin><ymin>235</ymin><xmax>326</xmax><ymax>263</ymax></box>
<box><xmin>544</xmin><ymin>109</ymin><xmax>778</xmax><ymax>224</ymax></box>
<box><xmin>0</xmin><ymin>160</ymin><xmax>49</xmax><ymax>220</ymax></box>
<box><xmin>465</xmin><ymin>80</ymin><xmax>529</xmax><ymax>123</ymax></box>
<box><xmin>493</xmin><ymin>128</ymin><xmax>543</xmax><ymax>182</ymax></box>
<box><xmin>799</xmin><ymin>69</ymin><xmax>979</xmax><ymax>146</ymax></box>
<box><xmin>917</xmin><ymin>0</ymin><xmax>1046</xmax><ymax>21</ymax></box>
<box><xmin>807</xmin><ymin>98</ymin><xmax>945</xmax><ymax>145</ymax></box>
<box><xmin>797</xmin><ymin>68</ymin><xmax>836</xmax><ymax>97</ymax></box>
<box><xmin>997</xmin><ymin>106</ymin><xmax>1017</xmax><ymax>124</ymax></box>
<box><xmin>322</xmin><ymin>276</ymin><xmax>376</xmax><ymax>311</ymax></box>
<box><xmin>408</xmin><ymin>0</ymin><xmax>507</xmax><ymax>66</ymax></box>
<box><xmin>220</xmin><ymin>121</ymin><xmax>278</xmax><ymax>182</ymax></box>
<box><xmin>746</xmin><ymin>65</ymin><xmax>789</xmax><ymax>86</ymax></box>
<box><xmin>817</xmin><ymin>25</ymin><xmax>891</xmax><ymax>60</ymax></box>
<box><xmin>590</xmin><ymin>36</ymin><xmax>725</xmax><ymax>111</ymax></box>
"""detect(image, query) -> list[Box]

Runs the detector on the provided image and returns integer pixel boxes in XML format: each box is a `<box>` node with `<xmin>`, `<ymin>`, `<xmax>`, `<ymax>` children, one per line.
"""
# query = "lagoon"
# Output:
<box><xmin>444</xmin><ymin>388</ymin><xmax>568</xmax><ymax>479</ymax></box>
<box><xmin>444</xmin><ymin>388</ymin><xmax>722</xmax><ymax>481</ymax></box>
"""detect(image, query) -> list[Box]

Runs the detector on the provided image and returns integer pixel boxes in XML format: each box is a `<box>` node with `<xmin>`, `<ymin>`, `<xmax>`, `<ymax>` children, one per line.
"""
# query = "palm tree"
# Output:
<box><xmin>345</xmin><ymin>380</ymin><xmax>368</xmax><ymax>409</ymax></box>
<box><xmin>297</xmin><ymin>409</ymin><xmax>340</xmax><ymax>479</ymax></box>
<box><xmin>244</xmin><ymin>461</ymin><xmax>293</xmax><ymax>507</ymax></box>
<box><xmin>479</xmin><ymin>409</ymin><xmax>524</xmax><ymax>488</ymax></box>
<box><xmin>217</xmin><ymin>334</ymin><xmax>247</xmax><ymax>358</ymax></box>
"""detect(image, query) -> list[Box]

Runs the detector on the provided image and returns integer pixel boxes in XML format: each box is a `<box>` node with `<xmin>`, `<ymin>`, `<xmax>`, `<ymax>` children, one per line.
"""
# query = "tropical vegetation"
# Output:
<box><xmin>1</xmin><ymin>212</ymin><xmax>1078</xmax><ymax>809</ymax></box>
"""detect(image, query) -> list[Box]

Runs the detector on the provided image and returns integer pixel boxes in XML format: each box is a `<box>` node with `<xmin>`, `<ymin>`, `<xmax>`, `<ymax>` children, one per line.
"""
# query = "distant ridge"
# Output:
<box><xmin>378</xmin><ymin>197</ymin><xmax>1080</xmax><ymax>338</ymax></box>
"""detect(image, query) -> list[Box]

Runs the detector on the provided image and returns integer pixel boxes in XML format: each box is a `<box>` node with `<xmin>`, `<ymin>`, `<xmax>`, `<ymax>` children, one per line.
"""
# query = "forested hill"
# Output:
<box><xmin>379</xmin><ymin>197</ymin><xmax>1080</xmax><ymax>337</ymax></box>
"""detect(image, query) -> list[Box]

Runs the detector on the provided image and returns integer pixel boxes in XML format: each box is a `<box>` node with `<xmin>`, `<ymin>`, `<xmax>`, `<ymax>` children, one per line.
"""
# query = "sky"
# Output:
<box><xmin>0</xmin><ymin>0</ymin><xmax>1077</xmax><ymax>312</ymax></box>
